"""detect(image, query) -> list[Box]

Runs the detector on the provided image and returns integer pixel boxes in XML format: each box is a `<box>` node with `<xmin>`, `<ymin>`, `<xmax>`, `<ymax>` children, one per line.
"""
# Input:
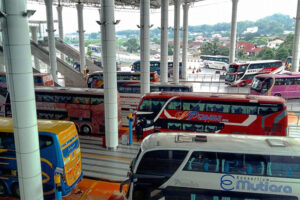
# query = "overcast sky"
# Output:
<box><xmin>28</xmin><ymin>0</ymin><xmax>298</xmax><ymax>34</ymax></box>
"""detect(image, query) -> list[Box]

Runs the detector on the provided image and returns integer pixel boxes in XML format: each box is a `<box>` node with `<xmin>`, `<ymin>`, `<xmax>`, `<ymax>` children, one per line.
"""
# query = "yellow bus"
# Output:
<box><xmin>0</xmin><ymin>117</ymin><xmax>82</xmax><ymax>198</ymax></box>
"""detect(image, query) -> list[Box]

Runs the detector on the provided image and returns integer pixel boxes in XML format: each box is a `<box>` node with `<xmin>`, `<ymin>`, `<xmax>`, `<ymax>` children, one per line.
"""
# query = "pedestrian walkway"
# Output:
<box><xmin>80</xmin><ymin>135</ymin><xmax>140</xmax><ymax>182</ymax></box>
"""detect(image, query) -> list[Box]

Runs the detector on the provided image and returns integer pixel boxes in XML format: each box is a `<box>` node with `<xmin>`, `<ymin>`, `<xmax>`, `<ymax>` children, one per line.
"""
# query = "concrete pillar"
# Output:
<box><xmin>56</xmin><ymin>3</ymin><xmax>65</xmax><ymax>60</ymax></box>
<box><xmin>229</xmin><ymin>0</ymin><xmax>239</xmax><ymax>63</ymax></box>
<box><xmin>76</xmin><ymin>3</ymin><xmax>86</xmax><ymax>73</ymax></box>
<box><xmin>140</xmin><ymin>0</ymin><xmax>150</xmax><ymax>95</ymax></box>
<box><xmin>173</xmin><ymin>0</ymin><xmax>181</xmax><ymax>84</ymax></box>
<box><xmin>160</xmin><ymin>0</ymin><xmax>169</xmax><ymax>83</ymax></box>
<box><xmin>1</xmin><ymin>0</ymin><xmax>43</xmax><ymax>199</ymax></box>
<box><xmin>100</xmin><ymin>0</ymin><xmax>118</xmax><ymax>149</ymax></box>
<box><xmin>45</xmin><ymin>0</ymin><xmax>58</xmax><ymax>82</ymax></box>
<box><xmin>0</xmin><ymin>33</ymin><xmax>4</xmax><ymax>72</ymax></box>
<box><xmin>182</xmin><ymin>3</ymin><xmax>189</xmax><ymax>80</ymax></box>
<box><xmin>30</xmin><ymin>26</ymin><xmax>40</xmax><ymax>71</ymax></box>
<box><xmin>292</xmin><ymin>0</ymin><xmax>300</xmax><ymax>72</ymax></box>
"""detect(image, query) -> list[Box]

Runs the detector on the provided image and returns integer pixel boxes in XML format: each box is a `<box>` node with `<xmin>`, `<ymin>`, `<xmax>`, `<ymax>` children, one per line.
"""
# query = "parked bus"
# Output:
<box><xmin>121</xmin><ymin>132</ymin><xmax>300</xmax><ymax>200</ymax></box>
<box><xmin>133</xmin><ymin>92</ymin><xmax>287</xmax><ymax>138</ymax></box>
<box><xmin>225</xmin><ymin>60</ymin><xmax>284</xmax><ymax>87</ymax></box>
<box><xmin>4</xmin><ymin>87</ymin><xmax>122</xmax><ymax>134</ymax></box>
<box><xmin>250</xmin><ymin>72</ymin><xmax>300</xmax><ymax>99</ymax></box>
<box><xmin>0</xmin><ymin>72</ymin><xmax>54</xmax><ymax>88</ymax></box>
<box><xmin>117</xmin><ymin>81</ymin><xmax>193</xmax><ymax>111</ymax></box>
<box><xmin>131</xmin><ymin>60</ymin><xmax>183</xmax><ymax>78</ymax></box>
<box><xmin>200</xmin><ymin>55</ymin><xmax>229</xmax><ymax>70</ymax></box>
<box><xmin>87</xmin><ymin>71</ymin><xmax>159</xmax><ymax>88</ymax></box>
<box><xmin>0</xmin><ymin>117</ymin><xmax>82</xmax><ymax>198</ymax></box>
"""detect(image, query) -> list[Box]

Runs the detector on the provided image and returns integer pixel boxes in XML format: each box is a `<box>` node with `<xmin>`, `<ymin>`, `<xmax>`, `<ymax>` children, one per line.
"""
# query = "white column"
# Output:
<box><xmin>56</xmin><ymin>3</ymin><xmax>65</xmax><ymax>60</ymax></box>
<box><xmin>140</xmin><ymin>0</ymin><xmax>150</xmax><ymax>95</ymax></box>
<box><xmin>45</xmin><ymin>0</ymin><xmax>58</xmax><ymax>82</ymax></box>
<box><xmin>0</xmin><ymin>33</ymin><xmax>5</xmax><ymax>72</ymax></box>
<box><xmin>100</xmin><ymin>0</ymin><xmax>118</xmax><ymax>149</ymax></box>
<box><xmin>182</xmin><ymin>3</ymin><xmax>189</xmax><ymax>80</ymax></box>
<box><xmin>173</xmin><ymin>0</ymin><xmax>181</xmax><ymax>84</ymax></box>
<box><xmin>292</xmin><ymin>0</ymin><xmax>300</xmax><ymax>72</ymax></box>
<box><xmin>76</xmin><ymin>3</ymin><xmax>86</xmax><ymax>73</ymax></box>
<box><xmin>30</xmin><ymin>26</ymin><xmax>40</xmax><ymax>71</ymax></box>
<box><xmin>160</xmin><ymin>0</ymin><xmax>169</xmax><ymax>83</ymax></box>
<box><xmin>1</xmin><ymin>0</ymin><xmax>43</xmax><ymax>199</ymax></box>
<box><xmin>229</xmin><ymin>0</ymin><xmax>239</xmax><ymax>63</ymax></box>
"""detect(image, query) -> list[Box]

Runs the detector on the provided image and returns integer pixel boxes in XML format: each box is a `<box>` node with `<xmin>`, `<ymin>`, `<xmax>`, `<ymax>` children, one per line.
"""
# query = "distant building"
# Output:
<box><xmin>243</xmin><ymin>26</ymin><xmax>258</xmax><ymax>34</ymax></box>
<box><xmin>267</xmin><ymin>39</ymin><xmax>284</xmax><ymax>49</ymax></box>
<box><xmin>237</xmin><ymin>41</ymin><xmax>262</xmax><ymax>56</ymax></box>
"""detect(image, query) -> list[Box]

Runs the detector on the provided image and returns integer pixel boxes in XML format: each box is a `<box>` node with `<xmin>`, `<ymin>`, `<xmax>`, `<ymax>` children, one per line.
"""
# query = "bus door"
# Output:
<box><xmin>261</xmin><ymin>78</ymin><xmax>273</xmax><ymax>95</ymax></box>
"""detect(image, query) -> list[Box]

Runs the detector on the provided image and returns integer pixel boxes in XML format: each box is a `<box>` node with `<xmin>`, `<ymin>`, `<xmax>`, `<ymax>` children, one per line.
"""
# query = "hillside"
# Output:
<box><xmin>115</xmin><ymin>13</ymin><xmax>295</xmax><ymax>38</ymax></box>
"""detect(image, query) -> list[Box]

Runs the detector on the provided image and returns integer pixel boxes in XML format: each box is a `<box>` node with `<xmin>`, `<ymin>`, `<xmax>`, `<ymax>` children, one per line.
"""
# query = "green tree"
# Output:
<box><xmin>257</xmin><ymin>48</ymin><xmax>275</xmax><ymax>60</ymax></box>
<box><xmin>237</xmin><ymin>49</ymin><xmax>247</xmax><ymax>59</ymax></box>
<box><xmin>168</xmin><ymin>44</ymin><xmax>173</xmax><ymax>56</ymax></box>
<box><xmin>86</xmin><ymin>48</ymin><xmax>93</xmax><ymax>58</ymax></box>
<box><xmin>275</xmin><ymin>47</ymin><xmax>289</xmax><ymax>61</ymax></box>
<box><xmin>123</xmin><ymin>38</ymin><xmax>140</xmax><ymax>53</ymax></box>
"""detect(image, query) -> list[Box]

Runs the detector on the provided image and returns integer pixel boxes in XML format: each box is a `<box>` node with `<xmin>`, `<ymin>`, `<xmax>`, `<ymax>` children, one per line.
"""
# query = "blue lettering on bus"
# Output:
<box><xmin>186</xmin><ymin>111</ymin><xmax>222</xmax><ymax>122</ymax></box>
<box><xmin>220</xmin><ymin>174</ymin><xmax>292</xmax><ymax>194</ymax></box>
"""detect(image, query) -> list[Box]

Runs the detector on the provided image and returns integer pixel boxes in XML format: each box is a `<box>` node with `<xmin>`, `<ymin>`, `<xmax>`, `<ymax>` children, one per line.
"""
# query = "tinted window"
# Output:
<box><xmin>184</xmin><ymin>152</ymin><xmax>219</xmax><ymax>172</ymax></box>
<box><xmin>136</xmin><ymin>150</ymin><xmax>188</xmax><ymax>176</ymax></box>
<box><xmin>139</xmin><ymin>98</ymin><xmax>167</xmax><ymax>112</ymax></box>
<box><xmin>39</xmin><ymin>135</ymin><xmax>53</xmax><ymax>149</ymax></box>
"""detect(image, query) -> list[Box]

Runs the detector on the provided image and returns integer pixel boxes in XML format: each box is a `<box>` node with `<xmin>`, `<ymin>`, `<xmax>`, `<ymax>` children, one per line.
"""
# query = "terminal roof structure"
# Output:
<box><xmin>28</xmin><ymin>0</ymin><xmax>205</xmax><ymax>8</ymax></box>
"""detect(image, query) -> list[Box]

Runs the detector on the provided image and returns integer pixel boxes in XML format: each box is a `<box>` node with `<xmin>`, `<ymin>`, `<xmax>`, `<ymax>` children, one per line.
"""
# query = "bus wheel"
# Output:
<box><xmin>11</xmin><ymin>183</ymin><xmax>19</xmax><ymax>198</ymax></box>
<box><xmin>275</xmin><ymin>93</ymin><xmax>281</xmax><ymax>97</ymax></box>
<box><xmin>0</xmin><ymin>181</ymin><xmax>7</xmax><ymax>195</ymax></box>
<box><xmin>81</xmin><ymin>125</ymin><xmax>91</xmax><ymax>134</ymax></box>
<box><xmin>241</xmin><ymin>81</ymin><xmax>246</xmax><ymax>87</ymax></box>
<box><xmin>222</xmin><ymin>66</ymin><xmax>226</xmax><ymax>71</ymax></box>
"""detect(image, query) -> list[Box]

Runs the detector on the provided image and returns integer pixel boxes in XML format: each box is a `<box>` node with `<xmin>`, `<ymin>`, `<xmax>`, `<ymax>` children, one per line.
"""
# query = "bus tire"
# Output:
<box><xmin>274</xmin><ymin>93</ymin><xmax>281</xmax><ymax>97</ymax></box>
<box><xmin>81</xmin><ymin>125</ymin><xmax>91</xmax><ymax>134</ymax></box>
<box><xmin>11</xmin><ymin>183</ymin><xmax>19</xmax><ymax>198</ymax></box>
<box><xmin>241</xmin><ymin>81</ymin><xmax>246</xmax><ymax>87</ymax></box>
<box><xmin>222</xmin><ymin>66</ymin><xmax>226</xmax><ymax>71</ymax></box>
<box><xmin>0</xmin><ymin>181</ymin><xmax>7</xmax><ymax>195</ymax></box>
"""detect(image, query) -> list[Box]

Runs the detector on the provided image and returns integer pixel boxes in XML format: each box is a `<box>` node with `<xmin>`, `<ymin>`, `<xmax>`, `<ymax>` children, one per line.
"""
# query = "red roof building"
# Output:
<box><xmin>237</xmin><ymin>41</ymin><xmax>262</xmax><ymax>56</ymax></box>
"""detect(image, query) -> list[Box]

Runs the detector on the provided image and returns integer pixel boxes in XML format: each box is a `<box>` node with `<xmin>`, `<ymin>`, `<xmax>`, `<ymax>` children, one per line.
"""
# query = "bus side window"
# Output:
<box><xmin>220</xmin><ymin>153</ymin><xmax>246</xmax><ymax>174</ymax></box>
<box><xmin>0</xmin><ymin>133</ymin><xmax>14</xmax><ymax>149</ymax></box>
<box><xmin>167</xmin><ymin>122</ymin><xmax>181</xmax><ymax>130</ymax></box>
<box><xmin>39</xmin><ymin>135</ymin><xmax>53</xmax><ymax>149</ymax></box>
<box><xmin>166</xmin><ymin>99</ymin><xmax>181</xmax><ymax>110</ymax></box>
<box><xmin>245</xmin><ymin>154</ymin><xmax>267</xmax><ymax>175</ymax></box>
<box><xmin>184</xmin><ymin>152</ymin><xmax>219</xmax><ymax>172</ymax></box>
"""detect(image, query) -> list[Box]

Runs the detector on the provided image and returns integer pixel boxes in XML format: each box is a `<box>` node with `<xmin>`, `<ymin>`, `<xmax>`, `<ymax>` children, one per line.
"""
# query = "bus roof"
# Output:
<box><xmin>141</xmin><ymin>132</ymin><xmax>300</xmax><ymax>156</ymax></box>
<box><xmin>142</xmin><ymin>92</ymin><xmax>286</xmax><ymax>104</ymax></box>
<box><xmin>89</xmin><ymin>71</ymin><xmax>158</xmax><ymax>76</ymax></box>
<box><xmin>200</xmin><ymin>55</ymin><xmax>228</xmax><ymax>58</ymax></box>
<box><xmin>0</xmin><ymin>117</ymin><xmax>75</xmax><ymax>136</ymax></box>
<box><xmin>35</xmin><ymin>86</ymin><xmax>105</xmax><ymax>95</ymax></box>
<box><xmin>230</xmin><ymin>60</ymin><xmax>282</xmax><ymax>65</ymax></box>
<box><xmin>255</xmin><ymin>72</ymin><xmax>300</xmax><ymax>79</ymax></box>
<box><xmin>118</xmin><ymin>81</ymin><xmax>193</xmax><ymax>88</ymax></box>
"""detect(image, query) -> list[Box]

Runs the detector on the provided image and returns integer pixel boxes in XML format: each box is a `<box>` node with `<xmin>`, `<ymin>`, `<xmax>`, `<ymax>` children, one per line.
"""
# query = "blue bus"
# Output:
<box><xmin>0</xmin><ymin>118</ymin><xmax>82</xmax><ymax>198</ymax></box>
<box><xmin>131</xmin><ymin>60</ymin><xmax>183</xmax><ymax>78</ymax></box>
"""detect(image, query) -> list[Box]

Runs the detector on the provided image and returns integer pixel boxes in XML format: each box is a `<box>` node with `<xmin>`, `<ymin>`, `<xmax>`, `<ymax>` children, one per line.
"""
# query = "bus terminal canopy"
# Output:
<box><xmin>29</xmin><ymin>0</ymin><xmax>205</xmax><ymax>8</ymax></box>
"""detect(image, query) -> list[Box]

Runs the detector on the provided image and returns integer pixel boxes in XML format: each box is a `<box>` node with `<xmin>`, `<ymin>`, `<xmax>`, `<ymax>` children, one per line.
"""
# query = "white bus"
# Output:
<box><xmin>121</xmin><ymin>133</ymin><xmax>300</xmax><ymax>200</ymax></box>
<box><xmin>200</xmin><ymin>55</ymin><xmax>229</xmax><ymax>70</ymax></box>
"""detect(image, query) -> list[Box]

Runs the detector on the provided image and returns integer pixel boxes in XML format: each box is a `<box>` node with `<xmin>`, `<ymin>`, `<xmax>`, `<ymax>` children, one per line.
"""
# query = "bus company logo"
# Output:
<box><xmin>220</xmin><ymin>174</ymin><xmax>292</xmax><ymax>194</ymax></box>
<box><xmin>186</xmin><ymin>111</ymin><xmax>222</xmax><ymax>122</ymax></box>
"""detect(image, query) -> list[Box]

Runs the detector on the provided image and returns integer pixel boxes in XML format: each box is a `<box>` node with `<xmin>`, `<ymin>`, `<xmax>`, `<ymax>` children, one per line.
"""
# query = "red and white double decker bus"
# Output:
<box><xmin>4</xmin><ymin>87</ymin><xmax>122</xmax><ymax>134</ymax></box>
<box><xmin>133</xmin><ymin>92</ymin><xmax>287</xmax><ymax>138</ymax></box>
<box><xmin>225</xmin><ymin>60</ymin><xmax>284</xmax><ymax>87</ymax></box>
